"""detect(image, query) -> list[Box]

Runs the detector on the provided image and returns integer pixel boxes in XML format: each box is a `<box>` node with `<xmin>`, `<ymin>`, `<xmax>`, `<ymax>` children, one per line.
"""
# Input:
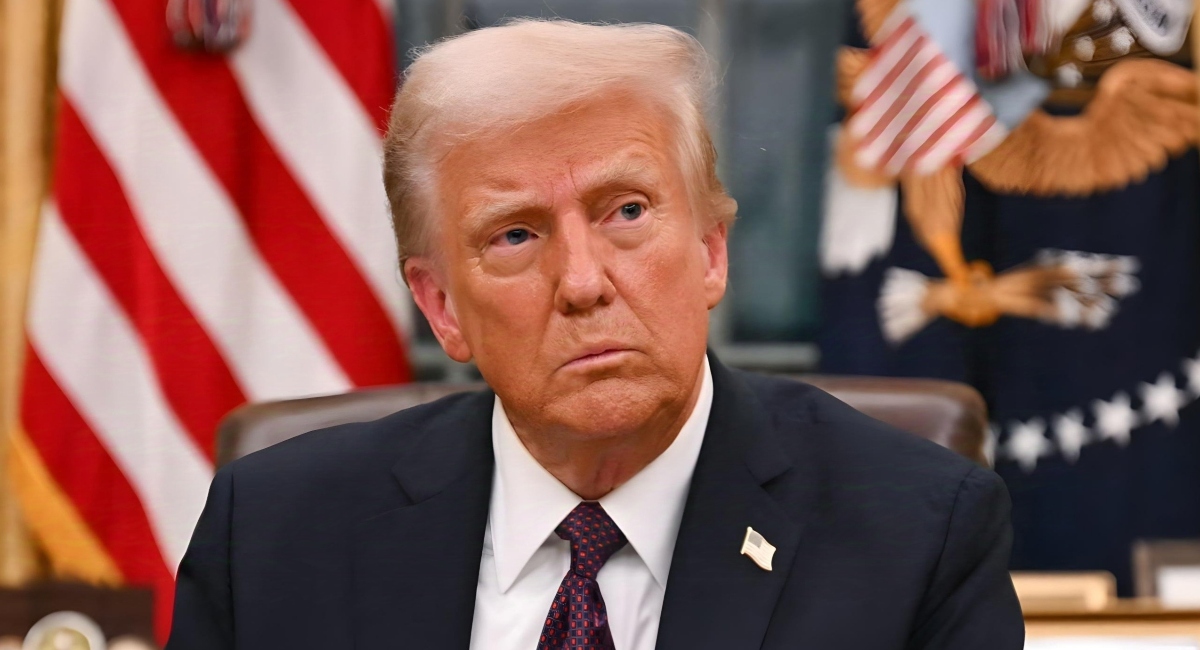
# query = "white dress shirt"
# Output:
<box><xmin>468</xmin><ymin>358</ymin><xmax>713</xmax><ymax>650</ymax></box>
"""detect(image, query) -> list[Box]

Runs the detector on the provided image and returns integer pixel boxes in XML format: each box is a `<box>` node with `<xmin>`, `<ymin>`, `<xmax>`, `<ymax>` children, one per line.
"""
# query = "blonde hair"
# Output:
<box><xmin>382</xmin><ymin>19</ymin><xmax>737</xmax><ymax>264</ymax></box>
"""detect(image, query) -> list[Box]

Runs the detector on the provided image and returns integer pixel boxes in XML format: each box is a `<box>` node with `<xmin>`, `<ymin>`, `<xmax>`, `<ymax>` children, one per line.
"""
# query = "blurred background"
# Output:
<box><xmin>1</xmin><ymin>0</ymin><xmax>1200</xmax><ymax>647</ymax></box>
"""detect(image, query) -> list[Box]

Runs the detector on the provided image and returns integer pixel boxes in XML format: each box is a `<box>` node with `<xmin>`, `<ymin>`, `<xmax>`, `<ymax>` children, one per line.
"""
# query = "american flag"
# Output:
<box><xmin>14</xmin><ymin>0</ymin><xmax>409</xmax><ymax>640</ymax></box>
<box><xmin>847</xmin><ymin>6</ymin><xmax>1008</xmax><ymax>176</ymax></box>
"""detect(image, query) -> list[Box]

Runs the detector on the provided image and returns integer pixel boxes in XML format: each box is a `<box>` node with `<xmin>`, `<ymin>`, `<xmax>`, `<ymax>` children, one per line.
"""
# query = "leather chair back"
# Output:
<box><xmin>216</xmin><ymin>375</ymin><xmax>989</xmax><ymax>468</ymax></box>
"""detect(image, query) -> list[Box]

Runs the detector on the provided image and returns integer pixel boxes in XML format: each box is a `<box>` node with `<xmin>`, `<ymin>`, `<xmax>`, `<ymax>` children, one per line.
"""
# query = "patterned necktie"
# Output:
<box><xmin>536</xmin><ymin>502</ymin><xmax>628</xmax><ymax>649</ymax></box>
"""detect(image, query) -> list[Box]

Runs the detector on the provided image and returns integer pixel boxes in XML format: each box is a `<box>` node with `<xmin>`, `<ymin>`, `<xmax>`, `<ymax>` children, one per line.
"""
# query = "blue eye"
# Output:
<box><xmin>504</xmin><ymin>228</ymin><xmax>530</xmax><ymax>245</ymax></box>
<box><xmin>619</xmin><ymin>203</ymin><xmax>644</xmax><ymax>220</ymax></box>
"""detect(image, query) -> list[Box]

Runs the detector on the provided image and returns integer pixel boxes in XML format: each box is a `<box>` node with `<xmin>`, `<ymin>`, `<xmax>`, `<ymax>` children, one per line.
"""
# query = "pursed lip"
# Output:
<box><xmin>561</xmin><ymin>343</ymin><xmax>635</xmax><ymax>369</ymax></box>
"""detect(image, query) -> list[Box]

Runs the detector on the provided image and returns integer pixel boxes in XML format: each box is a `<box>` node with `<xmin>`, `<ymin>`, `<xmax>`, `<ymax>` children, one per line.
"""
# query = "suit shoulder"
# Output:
<box><xmin>224</xmin><ymin>388</ymin><xmax>492</xmax><ymax>492</ymax></box>
<box><xmin>738</xmin><ymin>372</ymin><xmax>1007</xmax><ymax>568</ymax></box>
<box><xmin>741</xmin><ymin>372</ymin><xmax>982</xmax><ymax>487</ymax></box>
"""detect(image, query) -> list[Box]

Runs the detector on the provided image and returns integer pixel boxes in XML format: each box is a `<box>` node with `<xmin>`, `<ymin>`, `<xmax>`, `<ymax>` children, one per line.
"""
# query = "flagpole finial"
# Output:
<box><xmin>167</xmin><ymin>0</ymin><xmax>252</xmax><ymax>53</ymax></box>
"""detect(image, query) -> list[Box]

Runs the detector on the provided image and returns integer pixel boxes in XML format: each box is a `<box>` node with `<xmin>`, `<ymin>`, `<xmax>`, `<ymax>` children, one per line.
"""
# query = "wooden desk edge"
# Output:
<box><xmin>1025</xmin><ymin>599</ymin><xmax>1200</xmax><ymax>622</ymax></box>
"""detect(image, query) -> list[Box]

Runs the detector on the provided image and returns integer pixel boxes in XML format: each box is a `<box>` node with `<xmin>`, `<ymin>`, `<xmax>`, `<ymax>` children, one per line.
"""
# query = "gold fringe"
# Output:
<box><xmin>0</xmin><ymin>0</ymin><xmax>65</xmax><ymax>586</ymax></box>
<box><xmin>9</xmin><ymin>426</ymin><xmax>122</xmax><ymax>584</ymax></box>
<box><xmin>970</xmin><ymin>59</ymin><xmax>1199</xmax><ymax>196</ymax></box>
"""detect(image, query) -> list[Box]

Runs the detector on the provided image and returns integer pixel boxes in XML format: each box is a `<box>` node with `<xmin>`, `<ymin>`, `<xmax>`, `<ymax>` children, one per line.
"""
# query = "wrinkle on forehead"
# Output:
<box><xmin>570</xmin><ymin>153</ymin><xmax>661</xmax><ymax>198</ymax></box>
<box><xmin>438</xmin><ymin>96</ymin><xmax>683</xmax><ymax>236</ymax></box>
<box><xmin>458</xmin><ymin>147</ymin><xmax>669</xmax><ymax>235</ymax></box>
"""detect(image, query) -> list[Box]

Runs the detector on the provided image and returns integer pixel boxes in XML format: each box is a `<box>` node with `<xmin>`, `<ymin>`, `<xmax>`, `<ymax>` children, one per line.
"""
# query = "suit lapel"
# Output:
<box><xmin>349</xmin><ymin>358</ymin><xmax>815</xmax><ymax>649</ymax></box>
<box><xmin>352</xmin><ymin>390</ymin><xmax>495</xmax><ymax>650</ymax></box>
<box><xmin>656</xmin><ymin>358</ymin><xmax>814</xmax><ymax>649</ymax></box>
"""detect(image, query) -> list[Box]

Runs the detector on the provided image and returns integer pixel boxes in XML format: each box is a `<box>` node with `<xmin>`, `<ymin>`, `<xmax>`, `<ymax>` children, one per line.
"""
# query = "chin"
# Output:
<box><xmin>543</xmin><ymin>374</ymin><xmax>679</xmax><ymax>440</ymax></box>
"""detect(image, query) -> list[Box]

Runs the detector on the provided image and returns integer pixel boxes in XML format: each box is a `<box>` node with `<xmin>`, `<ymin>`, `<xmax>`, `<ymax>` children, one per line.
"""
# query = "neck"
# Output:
<box><xmin>512</xmin><ymin>364</ymin><xmax>706</xmax><ymax>501</ymax></box>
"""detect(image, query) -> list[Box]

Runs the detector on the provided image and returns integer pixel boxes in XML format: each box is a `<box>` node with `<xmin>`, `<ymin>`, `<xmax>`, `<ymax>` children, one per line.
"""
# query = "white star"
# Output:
<box><xmin>1093</xmin><ymin>391</ymin><xmax>1138</xmax><ymax>447</ymax></box>
<box><xmin>1140</xmin><ymin>372</ymin><xmax>1188</xmax><ymax>428</ymax></box>
<box><xmin>1184</xmin><ymin>352</ymin><xmax>1200</xmax><ymax>398</ymax></box>
<box><xmin>1073</xmin><ymin>36</ymin><xmax>1095</xmax><ymax>62</ymax></box>
<box><xmin>1006</xmin><ymin>418</ymin><xmax>1053</xmax><ymax>472</ymax></box>
<box><xmin>1053</xmin><ymin>409</ymin><xmax>1090</xmax><ymax>464</ymax></box>
<box><xmin>1111</xmin><ymin>26</ymin><xmax>1135</xmax><ymax>55</ymax></box>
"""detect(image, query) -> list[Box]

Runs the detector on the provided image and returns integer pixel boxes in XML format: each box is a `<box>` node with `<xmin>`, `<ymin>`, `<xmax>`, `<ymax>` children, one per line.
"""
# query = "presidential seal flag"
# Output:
<box><xmin>11</xmin><ymin>0</ymin><xmax>408</xmax><ymax>641</ymax></box>
<box><xmin>821</xmin><ymin>0</ymin><xmax>1200</xmax><ymax>593</ymax></box>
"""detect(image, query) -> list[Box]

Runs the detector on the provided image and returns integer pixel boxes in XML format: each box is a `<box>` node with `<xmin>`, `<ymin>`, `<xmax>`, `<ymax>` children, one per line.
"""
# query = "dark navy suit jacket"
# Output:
<box><xmin>166</xmin><ymin>356</ymin><xmax>1024</xmax><ymax>649</ymax></box>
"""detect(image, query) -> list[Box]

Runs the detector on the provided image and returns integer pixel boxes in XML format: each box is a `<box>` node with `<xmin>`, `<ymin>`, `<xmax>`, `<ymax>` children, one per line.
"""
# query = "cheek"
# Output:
<box><xmin>619</xmin><ymin>222</ymin><xmax>709</xmax><ymax>321</ymax></box>
<box><xmin>456</xmin><ymin>268</ymin><xmax>553</xmax><ymax>355</ymax></box>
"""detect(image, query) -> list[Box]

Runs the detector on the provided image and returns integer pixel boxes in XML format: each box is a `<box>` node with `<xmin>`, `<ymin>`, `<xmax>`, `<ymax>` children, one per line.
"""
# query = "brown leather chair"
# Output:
<box><xmin>216</xmin><ymin>375</ymin><xmax>989</xmax><ymax>468</ymax></box>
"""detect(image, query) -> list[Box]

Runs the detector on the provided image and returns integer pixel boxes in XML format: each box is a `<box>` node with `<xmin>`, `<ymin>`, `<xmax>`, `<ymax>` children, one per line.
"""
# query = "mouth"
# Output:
<box><xmin>562</xmin><ymin>346</ymin><xmax>635</xmax><ymax>370</ymax></box>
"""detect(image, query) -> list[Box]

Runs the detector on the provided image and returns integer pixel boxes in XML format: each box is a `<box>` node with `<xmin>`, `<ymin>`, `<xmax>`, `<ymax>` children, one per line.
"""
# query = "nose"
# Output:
<box><xmin>552</xmin><ymin>213</ymin><xmax>616</xmax><ymax>314</ymax></box>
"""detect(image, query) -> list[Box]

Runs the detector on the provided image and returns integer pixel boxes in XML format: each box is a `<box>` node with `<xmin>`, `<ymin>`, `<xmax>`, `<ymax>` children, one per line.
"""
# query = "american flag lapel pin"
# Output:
<box><xmin>740</xmin><ymin>526</ymin><xmax>776</xmax><ymax>571</ymax></box>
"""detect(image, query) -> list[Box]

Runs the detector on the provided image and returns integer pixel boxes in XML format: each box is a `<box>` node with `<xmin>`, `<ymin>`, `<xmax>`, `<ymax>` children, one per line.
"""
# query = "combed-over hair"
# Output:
<box><xmin>382</xmin><ymin>19</ymin><xmax>738</xmax><ymax>265</ymax></box>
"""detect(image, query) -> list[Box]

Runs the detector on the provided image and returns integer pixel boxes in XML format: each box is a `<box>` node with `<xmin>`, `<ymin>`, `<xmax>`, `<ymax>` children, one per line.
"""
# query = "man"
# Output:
<box><xmin>167</xmin><ymin>19</ymin><xmax>1023</xmax><ymax>650</ymax></box>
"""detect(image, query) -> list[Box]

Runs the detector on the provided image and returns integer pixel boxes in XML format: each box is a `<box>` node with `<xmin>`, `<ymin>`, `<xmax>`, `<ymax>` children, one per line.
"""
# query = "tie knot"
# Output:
<box><xmin>554</xmin><ymin>502</ymin><xmax>627</xmax><ymax>580</ymax></box>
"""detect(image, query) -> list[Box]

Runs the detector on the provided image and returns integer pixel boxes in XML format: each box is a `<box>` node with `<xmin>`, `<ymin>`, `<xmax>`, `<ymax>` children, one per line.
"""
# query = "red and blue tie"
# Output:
<box><xmin>536</xmin><ymin>502</ymin><xmax>627</xmax><ymax>649</ymax></box>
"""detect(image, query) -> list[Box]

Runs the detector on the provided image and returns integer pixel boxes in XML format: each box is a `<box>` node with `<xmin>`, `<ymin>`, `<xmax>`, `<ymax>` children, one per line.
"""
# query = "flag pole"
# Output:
<box><xmin>0</xmin><ymin>0</ymin><xmax>65</xmax><ymax>586</ymax></box>
<box><xmin>1193</xmin><ymin>5</ymin><xmax>1200</xmax><ymax>127</ymax></box>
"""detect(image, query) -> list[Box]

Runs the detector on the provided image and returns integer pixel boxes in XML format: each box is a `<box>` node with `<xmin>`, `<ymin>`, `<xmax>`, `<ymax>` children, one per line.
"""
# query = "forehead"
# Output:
<box><xmin>435</xmin><ymin>96</ymin><xmax>684</xmax><ymax>205</ymax></box>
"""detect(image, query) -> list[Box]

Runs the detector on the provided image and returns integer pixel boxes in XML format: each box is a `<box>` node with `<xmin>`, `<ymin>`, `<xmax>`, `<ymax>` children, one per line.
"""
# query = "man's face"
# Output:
<box><xmin>407</xmin><ymin>95</ymin><xmax>728</xmax><ymax>441</ymax></box>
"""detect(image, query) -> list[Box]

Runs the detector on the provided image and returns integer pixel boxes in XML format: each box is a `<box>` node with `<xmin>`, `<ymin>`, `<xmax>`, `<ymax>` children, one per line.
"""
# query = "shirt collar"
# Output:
<box><xmin>488</xmin><ymin>357</ymin><xmax>713</xmax><ymax>592</ymax></box>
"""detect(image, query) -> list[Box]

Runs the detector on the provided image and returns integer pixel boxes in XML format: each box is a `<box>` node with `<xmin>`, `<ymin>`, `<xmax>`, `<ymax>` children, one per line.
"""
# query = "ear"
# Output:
<box><xmin>404</xmin><ymin>257</ymin><xmax>473</xmax><ymax>363</ymax></box>
<box><xmin>701</xmin><ymin>221</ymin><xmax>729</xmax><ymax>310</ymax></box>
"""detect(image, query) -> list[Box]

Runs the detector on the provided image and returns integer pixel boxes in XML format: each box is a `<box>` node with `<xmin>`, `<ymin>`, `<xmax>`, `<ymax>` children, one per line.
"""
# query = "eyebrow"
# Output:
<box><xmin>461</xmin><ymin>190</ymin><xmax>548</xmax><ymax>240</ymax></box>
<box><xmin>460</xmin><ymin>152</ymin><xmax>665</xmax><ymax>238</ymax></box>
<box><xmin>575</xmin><ymin>154</ymin><xmax>662</xmax><ymax>203</ymax></box>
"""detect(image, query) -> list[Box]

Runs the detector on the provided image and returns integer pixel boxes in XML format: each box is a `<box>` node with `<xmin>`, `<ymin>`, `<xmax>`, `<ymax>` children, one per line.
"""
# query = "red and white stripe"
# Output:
<box><xmin>847</xmin><ymin>8</ymin><xmax>1007</xmax><ymax>175</ymax></box>
<box><xmin>22</xmin><ymin>0</ymin><xmax>408</xmax><ymax>640</ymax></box>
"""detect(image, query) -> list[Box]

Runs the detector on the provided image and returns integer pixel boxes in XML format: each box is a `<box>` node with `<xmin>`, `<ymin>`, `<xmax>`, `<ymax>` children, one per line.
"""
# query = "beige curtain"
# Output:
<box><xmin>0</xmin><ymin>0</ymin><xmax>64</xmax><ymax>584</ymax></box>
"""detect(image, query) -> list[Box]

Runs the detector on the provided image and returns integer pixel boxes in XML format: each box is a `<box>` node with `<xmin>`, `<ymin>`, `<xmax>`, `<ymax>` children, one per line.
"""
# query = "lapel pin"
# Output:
<box><xmin>740</xmin><ymin>526</ymin><xmax>776</xmax><ymax>571</ymax></box>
